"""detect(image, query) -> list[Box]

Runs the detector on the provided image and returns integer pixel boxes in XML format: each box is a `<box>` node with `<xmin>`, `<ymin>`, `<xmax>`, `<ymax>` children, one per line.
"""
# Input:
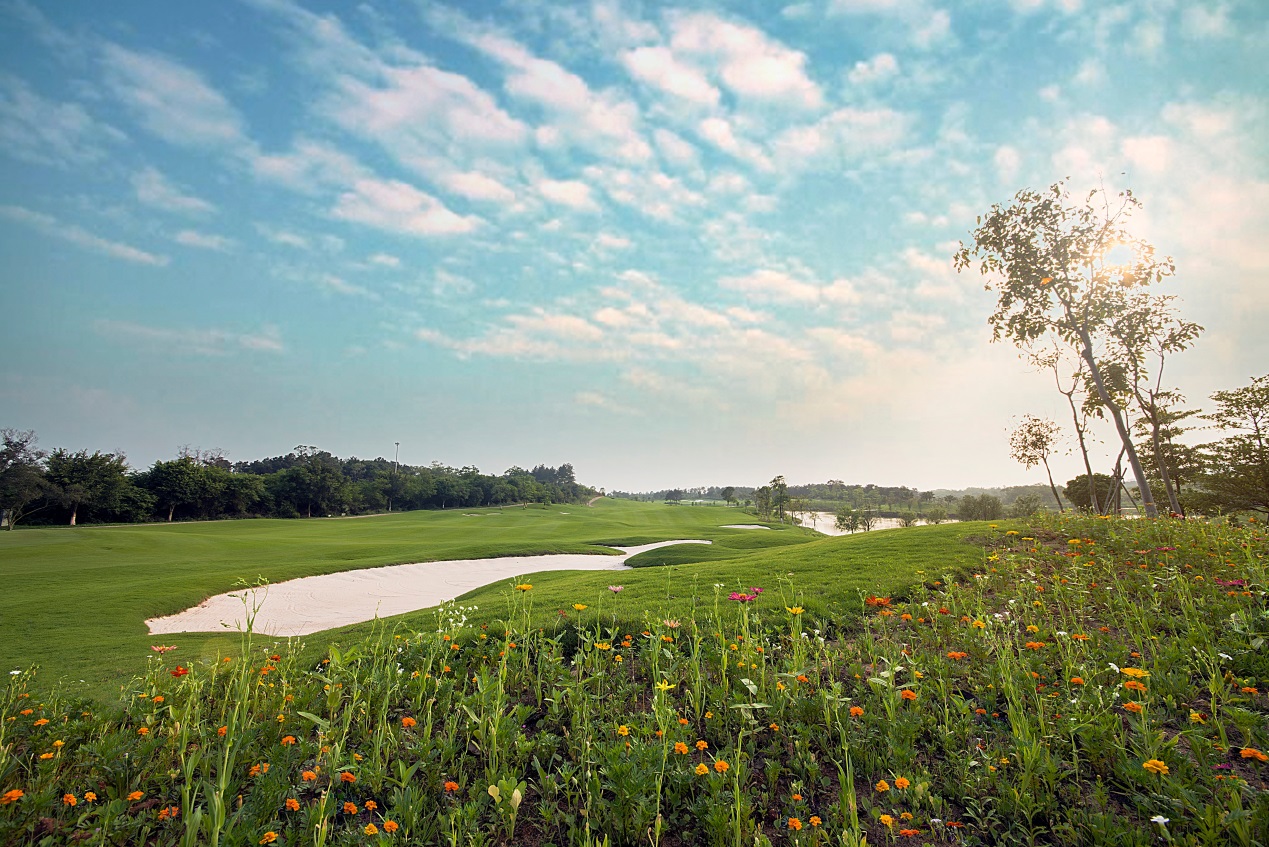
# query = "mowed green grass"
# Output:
<box><xmin>0</xmin><ymin>500</ymin><xmax>999</xmax><ymax>701</ymax></box>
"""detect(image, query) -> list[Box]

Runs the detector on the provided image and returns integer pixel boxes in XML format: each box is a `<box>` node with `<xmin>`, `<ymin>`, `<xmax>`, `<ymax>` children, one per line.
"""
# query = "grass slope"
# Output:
<box><xmin>2</xmin><ymin>499</ymin><xmax>995</xmax><ymax>701</ymax></box>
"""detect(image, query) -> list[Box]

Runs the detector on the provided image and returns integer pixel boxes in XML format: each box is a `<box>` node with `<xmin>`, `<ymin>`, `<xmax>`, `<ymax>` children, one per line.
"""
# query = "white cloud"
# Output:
<box><xmin>436</xmin><ymin>170</ymin><xmax>516</xmax><ymax>203</ymax></box>
<box><xmin>994</xmin><ymin>145</ymin><xmax>1021</xmax><ymax>183</ymax></box>
<box><xmin>669</xmin><ymin>12</ymin><xmax>823</xmax><ymax>109</ymax></box>
<box><xmin>174</xmin><ymin>229</ymin><xmax>234</xmax><ymax>251</ymax></box>
<box><xmin>1121</xmin><ymin>135</ymin><xmax>1172</xmax><ymax>175</ymax></box>
<box><xmin>698</xmin><ymin>116</ymin><xmax>772</xmax><ymax>170</ymax></box>
<box><xmin>1180</xmin><ymin>4</ymin><xmax>1232</xmax><ymax>39</ymax></box>
<box><xmin>830</xmin><ymin>1</ymin><xmax>953</xmax><ymax>49</ymax></box>
<box><xmin>1073</xmin><ymin>58</ymin><xmax>1104</xmax><ymax>86</ymax></box>
<box><xmin>575</xmin><ymin>390</ymin><xmax>639</xmax><ymax>415</ymax></box>
<box><xmin>847</xmin><ymin>53</ymin><xmax>899</xmax><ymax>85</ymax></box>
<box><xmin>653</xmin><ymin>128</ymin><xmax>699</xmax><ymax>169</ymax></box>
<box><xmin>0</xmin><ymin>204</ymin><xmax>169</xmax><ymax>266</ymax></box>
<box><xmin>332</xmin><ymin>178</ymin><xmax>483</xmax><ymax>237</ymax></box>
<box><xmin>255</xmin><ymin>225</ymin><xmax>309</xmax><ymax>249</ymax></box>
<box><xmin>320</xmin><ymin>274</ymin><xmax>379</xmax><ymax>300</ymax></box>
<box><xmin>582</xmin><ymin>164</ymin><xmax>705</xmax><ymax>221</ymax></box>
<box><xmin>595</xmin><ymin>233</ymin><xmax>633</xmax><ymax>250</ymax></box>
<box><xmin>101</xmin><ymin>43</ymin><xmax>247</xmax><ymax>149</ymax></box>
<box><xmin>133</xmin><ymin>167</ymin><xmax>215</xmax><ymax>215</ymax></box>
<box><xmin>96</xmin><ymin>319</ymin><xmax>283</xmax><ymax>355</ymax></box>
<box><xmin>773</xmin><ymin>106</ymin><xmax>909</xmax><ymax>168</ymax></box>
<box><xmin>719</xmin><ymin>269</ymin><xmax>821</xmax><ymax>304</ymax></box>
<box><xmin>252</xmin><ymin>139</ymin><xmax>367</xmax><ymax>194</ymax></box>
<box><xmin>537</xmin><ymin>178</ymin><xmax>600</xmax><ymax>211</ymax></box>
<box><xmin>620</xmin><ymin>46</ymin><xmax>719</xmax><ymax>106</ymax></box>
<box><xmin>368</xmin><ymin>252</ymin><xmax>400</xmax><ymax>268</ymax></box>
<box><xmin>0</xmin><ymin>76</ymin><xmax>123</xmax><ymax>167</ymax></box>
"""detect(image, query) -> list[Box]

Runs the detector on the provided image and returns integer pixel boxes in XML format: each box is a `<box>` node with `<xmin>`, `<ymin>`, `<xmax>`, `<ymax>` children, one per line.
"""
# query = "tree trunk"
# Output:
<box><xmin>168</xmin><ymin>503</ymin><xmax>175</xmax><ymax>522</ymax></box>
<box><xmin>1041</xmin><ymin>459</ymin><xmax>1065</xmax><ymax>513</ymax></box>
<box><xmin>1062</xmin><ymin>389</ymin><xmax>1100</xmax><ymax>513</ymax></box>
<box><xmin>1076</xmin><ymin>328</ymin><xmax>1159</xmax><ymax>518</ymax></box>
<box><xmin>69</xmin><ymin>503</ymin><xmax>78</xmax><ymax>526</ymax></box>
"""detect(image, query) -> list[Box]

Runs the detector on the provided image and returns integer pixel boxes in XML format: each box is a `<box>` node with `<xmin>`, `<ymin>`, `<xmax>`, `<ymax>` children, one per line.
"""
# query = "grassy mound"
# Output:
<box><xmin>2</xmin><ymin>515</ymin><xmax>1266</xmax><ymax>845</ymax></box>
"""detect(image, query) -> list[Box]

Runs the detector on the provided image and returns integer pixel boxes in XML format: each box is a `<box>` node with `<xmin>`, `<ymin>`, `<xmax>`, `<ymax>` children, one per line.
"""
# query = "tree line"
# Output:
<box><xmin>956</xmin><ymin>180</ymin><xmax>1266</xmax><ymax>520</ymax></box>
<box><xmin>0</xmin><ymin>438</ymin><xmax>595</xmax><ymax>529</ymax></box>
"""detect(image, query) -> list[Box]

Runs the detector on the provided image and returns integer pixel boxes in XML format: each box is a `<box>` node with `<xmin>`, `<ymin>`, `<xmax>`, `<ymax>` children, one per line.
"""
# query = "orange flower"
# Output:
<box><xmin>217</xmin><ymin>726</ymin><xmax>227</xmax><ymax>737</ymax></box>
<box><xmin>280</xmin><ymin>736</ymin><xmax>296</xmax><ymax>746</ymax></box>
<box><xmin>788</xmin><ymin>817</ymin><xmax>803</xmax><ymax>831</ymax></box>
<box><xmin>674</xmin><ymin>742</ymin><xmax>689</xmax><ymax>754</ymax></box>
<box><xmin>875</xmin><ymin>779</ymin><xmax>891</xmax><ymax>792</ymax></box>
<box><xmin>443</xmin><ymin>780</ymin><xmax>460</xmax><ymax>793</ymax></box>
<box><xmin>0</xmin><ymin>789</ymin><xmax>23</xmax><ymax>805</ymax></box>
<box><xmin>259</xmin><ymin>833</ymin><xmax>278</xmax><ymax>845</ymax></box>
<box><xmin>128</xmin><ymin>791</ymin><xmax>144</xmax><ymax>801</ymax></box>
<box><xmin>401</xmin><ymin>716</ymin><xmax>417</xmax><ymax>728</ymax></box>
<box><xmin>880</xmin><ymin>814</ymin><xmax>894</xmax><ymax>827</ymax></box>
<box><xmin>138</xmin><ymin>727</ymin><xmax>150</xmax><ymax>736</ymax></box>
<box><xmin>365</xmin><ymin>800</ymin><xmax>378</xmax><ymax>811</ymax></box>
<box><xmin>33</xmin><ymin>718</ymin><xmax>48</xmax><ymax>727</ymax></box>
<box><xmin>849</xmin><ymin>706</ymin><xmax>864</xmax><ymax>717</ymax></box>
<box><xmin>1142</xmin><ymin>759</ymin><xmax>1169</xmax><ymax>775</ymax></box>
<box><xmin>84</xmin><ymin>792</ymin><xmax>96</xmax><ymax>802</ymax></box>
<box><xmin>714</xmin><ymin>760</ymin><xmax>730</xmax><ymax>773</ymax></box>
<box><xmin>895</xmin><ymin>777</ymin><xmax>910</xmax><ymax>789</ymax></box>
<box><xmin>696</xmin><ymin>740</ymin><xmax>708</xmax><ymax>751</ymax></box>
<box><xmin>809</xmin><ymin>816</ymin><xmax>822</xmax><ymax>827</ymax></box>
<box><xmin>1123</xmin><ymin>702</ymin><xmax>1144</xmax><ymax>714</ymax></box>
<box><xmin>899</xmin><ymin>829</ymin><xmax>921</xmax><ymax>837</ymax></box>
<box><xmin>384</xmin><ymin>820</ymin><xmax>400</xmax><ymax>833</ymax></box>
<box><xmin>1240</xmin><ymin>748</ymin><xmax>1268</xmax><ymax>762</ymax></box>
<box><xmin>343</xmin><ymin>801</ymin><xmax>358</xmax><ymax>814</ymax></box>
<box><xmin>791</xmin><ymin>793</ymin><xmax>802</xmax><ymax>801</ymax></box>
<box><xmin>301</xmin><ymin>770</ymin><xmax>317</xmax><ymax>782</ymax></box>
<box><xmin>900</xmin><ymin>690</ymin><xmax>918</xmax><ymax>702</ymax></box>
<box><xmin>1124</xmin><ymin>681</ymin><xmax>1147</xmax><ymax>693</ymax></box>
<box><xmin>695</xmin><ymin>763</ymin><xmax>709</xmax><ymax>776</ymax></box>
<box><xmin>285</xmin><ymin>798</ymin><xmax>300</xmax><ymax>811</ymax></box>
<box><xmin>339</xmin><ymin>771</ymin><xmax>356</xmax><ymax>783</ymax></box>
<box><xmin>1070</xmin><ymin>677</ymin><xmax>1085</xmax><ymax>685</ymax></box>
<box><xmin>63</xmin><ymin>793</ymin><xmax>77</xmax><ymax>806</ymax></box>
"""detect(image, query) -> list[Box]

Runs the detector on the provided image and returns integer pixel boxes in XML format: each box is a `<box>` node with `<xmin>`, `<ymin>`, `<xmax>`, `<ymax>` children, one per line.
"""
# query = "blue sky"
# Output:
<box><xmin>1</xmin><ymin>0</ymin><xmax>1266</xmax><ymax>491</ymax></box>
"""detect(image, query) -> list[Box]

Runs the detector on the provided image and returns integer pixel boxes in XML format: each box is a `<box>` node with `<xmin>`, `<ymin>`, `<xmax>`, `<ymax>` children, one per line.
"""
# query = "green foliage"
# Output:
<box><xmin>958</xmin><ymin>493</ymin><xmax>1003</xmax><ymax>521</ymax></box>
<box><xmin>1199</xmin><ymin>374</ymin><xmax>1269</xmax><ymax>518</ymax></box>
<box><xmin>1064</xmin><ymin>474</ymin><xmax>1117</xmax><ymax>514</ymax></box>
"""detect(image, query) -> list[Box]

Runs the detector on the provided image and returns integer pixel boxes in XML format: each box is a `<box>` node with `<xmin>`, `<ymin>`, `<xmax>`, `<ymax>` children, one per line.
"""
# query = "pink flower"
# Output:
<box><xmin>608</xmin><ymin>585</ymin><xmax>624</xmax><ymax>593</ymax></box>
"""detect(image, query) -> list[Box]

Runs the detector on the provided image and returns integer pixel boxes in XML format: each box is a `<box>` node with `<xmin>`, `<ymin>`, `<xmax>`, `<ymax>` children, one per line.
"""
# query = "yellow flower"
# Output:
<box><xmin>1142</xmin><ymin>759</ymin><xmax>1169</xmax><ymax>776</ymax></box>
<box><xmin>1189</xmin><ymin>712</ymin><xmax>1205</xmax><ymax>724</ymax></box>
<box><xmin>364</xmin><ymin>824</ymin><xmax>379</xmax><ymax>835</ymax></box>
<box><xmin>880</xmin><ymin>814</ymin><xmax>894</xmax><ymax>827</ymax></box>
<box><xmin>875</xmin><ymin>779</ymin><xmax>890</xmax><ymax>792</ymax></box>
<box><xmin>572</xmin><ymin>603</ymin><xmax>587</xmax><ymax>611</ymax></box>
<box><xmin>1121</xmin><ymin>668</ymin><xmax>1150</xmax><ymax>679</ymax></box>
<box><xmin>695</xmin><ymin>763</ymin><xmax>709</xmax><ymax>776</ymax></box>
<box><xmin>786</xmin><ymin>606</ymin><xmax>804</xmax><ymax>615</ymax></box>
<box><xmin>655</xmin><ymin>680</ymin><xmax>673</xmax><ymax>692</ymax></box>
<box><xmin>515</xmin><ymin>584</ymin><xmax>532</xmax><ymax>592</ymax></box>
<box><xmin>972</xmin><ymin>620</ymin><xmax>986</xmax><ymax>629</ymax></box>
<box><xmin>617</xmin><ymin>725</ymin><xmax>630</xmax><ymax>737</ymax></box>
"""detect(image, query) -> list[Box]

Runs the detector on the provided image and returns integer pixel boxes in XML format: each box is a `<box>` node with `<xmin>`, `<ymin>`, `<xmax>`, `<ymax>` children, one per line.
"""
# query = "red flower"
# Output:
<box><xmin>171</xmin><ymin>666</ymin><xmax>189</xmax><ymax>678</ymax></box>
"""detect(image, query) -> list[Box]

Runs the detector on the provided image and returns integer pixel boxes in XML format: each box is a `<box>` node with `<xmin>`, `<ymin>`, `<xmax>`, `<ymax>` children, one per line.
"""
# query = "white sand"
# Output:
<box><xmin>146</xmin><ymin>540</ymin><xmax>711</xmax><ymax>638</ymax></box>
<box><xmin>722</xmin><ymin>524</ymin><xmax>772</xmax><ymax>530</ymax></box>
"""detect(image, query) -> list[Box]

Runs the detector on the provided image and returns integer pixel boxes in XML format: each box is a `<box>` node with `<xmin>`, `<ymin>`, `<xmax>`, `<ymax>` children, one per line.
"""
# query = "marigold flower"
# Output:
<box><xmin>39</xmin><ymin>752</ymin><xmax>54</xmax><ymax>760</ymax></box>
<box><xmin>573</xmin><ymin>603</ymin><xmax>587</xmax><ymax>611</ymax></box>
<box><xmin>401</xmin><ymin>716</ymin><xmax>416</xmax><ymax>728</ymax></box>
<box><xmin>18</xmin><ymin>709</ymin><xmax>32</xmax><ymax>716</ymax></box>
<box><xmin>128</xmin><ymin>791</ymin><xmax>144</xmax><ymax>801</ymax></box>
<box><xmin>0</xmin><ymin>789</ymin><xmax>23</xmax><ymax>805</ymax></box>
<box><xmin>696</xmin><ymin>740</ymin><xmax>708</xmax><ymax>751</ymax></box>
<box><xmin>217</xmin><ymin>726</ymin><xmax>227</xmax><ymax>737</ymax></box>
<box><xmin>1121</xmin><ymin>667</ymin><xmax>1149</xmax><ymax>679</ymax></box>
<box><xmin>33</xmin><ymin>718</ymin><xmax>48</xmax><ymax>727</ymax></box>
<box><xmin>339</xmin><ymin>771</ymin><xmax>356</xmax><ymax>783</ymax></box>
<box><xmin>1070</xmin><ymin>677</ymin><xmax>1085</xmax><ymax>685</ymax></box>
<box><xmin>364</xmin><ymin>800</ymin><xmax>377</xmax><ymax>811</ymax></box>
<box><xmin>302</xmin><ymin>770</ymin><xmax>317</xmax><ymax>782</ymax></box>
<box><xmin>158</xmin><ymin>805</ymin><xmax>179</xmax><ymax>821</ymax></box>
<box><xmin>791</xmin><ymin>793</ymin><xmax>802</xmax><ymax>801</ymax></box>
<box><xmin>1241</xmin><ymin>686</ymin><xmax>1260</xmax><ymax>695</ymax></box>
<box><xmin>1124</xmin><ymin>681</ymin><xmax>1148</xmax><ymax>693</ymax></box>
<box><xmin>714</xmin><ymin>760</ymin><xmax>729</xmax><ymax>773</ymax></box>
<box><xmin>1142</xmin><ymin>759</ymin><xmax>1169</xmax><ymax>775</ymax></box>
<box><xmin>1024</xmin><ymin>641</ymin><xmax>1046</xmax><ymax>650</ymax></box>
<box><xmin>695</xmin><ymin>763</ymin><xmax>709</xmax><ymax>776</ymax></box>
<box><xmin>674</xmin><ymin>742</ymin><xmax>689</xmax><ymax>754</ymax></box>
<box><xmin>1026</xmin><ymin>625</ymin><xmax>1040</xmax><ymax>633</ymax></box>
<box><xmin>259</xmin><ymin>833</ymin><xmax>278</xmax><ymax>845</ymax></box>
<box><xmin>84</xmin><ymin>792</ymin><xmax>96</xmax><ymax>802</ymax></box>
<box><xmin>1071</xmin><ymin>634</ymin><xmax>1090</xmax><ymax>641</ymax></box>
<box><xmin>617</xmin><ymin>725</ymin><xmax>629</xmax><ymax>737</ymax></box>
<box><xmin>810</xmin><ymin>816</ymin><xmax>821</xmax><ymax>827</ymax></box>
<box><xmin>849</xmin><ymin>706</ymin><xmax>864</xmax><ymax>717</ymax></box>
<box><xmin>343</xmin><ymin>801</ymin><xmax>358</xmax><ymax>814</ymax></box>
<box><xmin>285</xmin><ymin>798</ymin><xmax>300</xmax><ymax>811</ymax></box>
<box><xmin>880</xmin><ymin>813</ymin><xmax>894</xmax><ymax>827</ymax></box>
<box><xmin>1241</xmin><ymin>748</ymin><xmax>1268</xmax><ymax>762</ymax></box>
<box><xmin>788</xmin><ymin>817</ymin><xmax>803</xmax><ymax>831</ymax></box>
<box><xmin>946</xmin><ymin>651</ymin><xmax>968</xmax><ymax>661</ymax></box>
<box><xmin>787</xmin><ymin>606</ymin><xmax>804</xmax><ymax>615</ymax></box>
<box><xmin>444</xmin><ymin>781</ymin><xmax>460</xmax><ymax>793</ymax></box>
<box><xmin>875</xmin><ymin>779</ymin><xmax>891</xmax><ymax>792</ymax></box>
<box><xmin>899</xmin><ymin>829</ymin><xmax>921</xmax><ymax>837</ymax></box>
<box><xmin>895</xmin><ymin>777</ymin><xmax>910</xmax><ymax>789</ymax></box>
<box><xmin>63</xmin><ymin>793</ymin><xmax>77</xmax><ymax>806</ymax></box>
<box><xmin>971</xmin><ymin>620</ymin><xmax>986</xmax><ymax>629</ymax></box>
<box><xmin>280</xmin><ymin>735</ymin><xmax>296</xmax><ymax>746</ymax></box>
<box><xmin>900</xmin><ymin>690</ymin><xmax>918</xmax><ymax>702</ymax></box>
<box><xmin>1123</xmin><ymin>702</ymin><xmax>1144</xmax><ymax>714</ymax></box>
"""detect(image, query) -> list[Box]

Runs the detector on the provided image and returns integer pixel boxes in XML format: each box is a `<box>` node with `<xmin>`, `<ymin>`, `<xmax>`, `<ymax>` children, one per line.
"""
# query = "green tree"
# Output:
<box><xmin>1009</xmin><ymin>493</ymin><xmax>1045</xmax><ymax>518</ymax></box>
<box><xmin>720</xmin><ymin>486</ymin><xmax>736</xmax><ymax>507</ymax></box>
<box><xmin>146</xmin><ymin>456</ymin><xmax>204</xmax><ymax>521</ymax></box>
<box><xmin>1009</xmin><ymin>415</ymin><xmax>1066</xmax><ymax>512</ymax></box>
<box><xmin>0</xmin><ymin>429</ymin><xmax>50</xmax><ymax>530</ymax></box>
<box><xmin>956</xmin><ymin>182</ymin><xmax>1180</xmax><ymax>518</ymax></box>
<box><xmin>1199</xmin><ymin>374</ymin><xmax>1269</xmax><ymax>518</ymax></box>
<box><xmin>769</xmin><ymin>475</ymin><xmax>790</xmax><ymax>523</ymax></box>
<box><xmin>924</xmin><ymin>505</ymin><xmax>947</xmax><ymax>525</ymax></box>
<box><xmin>959</xmin><ymin>494</ymin><xmax>1003</xmax><ymax>521</ymax></box>
<box><xmin>833</xmin><ymin>507</ymin><xmax>860</xmax><ymax>533</ymax></box>
<box><xmin>1063</xmin><ymin>474</ymin><xmax>1116</xmax><ymax>513</ymax></box>
<box><xmin>45</xmin><ymin>448</ymin><xmax>130</xmax><ymax>525</ymax></box>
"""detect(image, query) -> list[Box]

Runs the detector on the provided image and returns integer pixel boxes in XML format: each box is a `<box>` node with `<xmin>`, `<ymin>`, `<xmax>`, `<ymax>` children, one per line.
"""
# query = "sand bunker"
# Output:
<box><xmin>146</xmin><ymin>540</ymin><xmax>711</xmax><ymax>638</ymax></box>
<box><xmin>722</xmin><ymin>524</ymin><xmax>772</xmax><ymax>530</ymax></box>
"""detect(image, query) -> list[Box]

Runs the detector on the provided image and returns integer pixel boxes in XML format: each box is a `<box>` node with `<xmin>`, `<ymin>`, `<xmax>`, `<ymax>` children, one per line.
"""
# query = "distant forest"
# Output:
<box><xmin>612</xmin><ymin>481</ymin><xmax>1065</xmax><ymax>516</ymax></box>
<box><xmin>0</xmin><ymin>431</ymin><xmax>595</xmax><ymax>528</ymax></box>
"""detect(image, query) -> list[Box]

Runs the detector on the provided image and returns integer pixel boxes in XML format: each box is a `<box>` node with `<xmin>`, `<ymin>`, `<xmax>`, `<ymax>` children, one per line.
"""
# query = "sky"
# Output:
<box><xmin>1</xmin><ymin>0</ymin><xmax>1266</xmax><ymax>493</ymax></box>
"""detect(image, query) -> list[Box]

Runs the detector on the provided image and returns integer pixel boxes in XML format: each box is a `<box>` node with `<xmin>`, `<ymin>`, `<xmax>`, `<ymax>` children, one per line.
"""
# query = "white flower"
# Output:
<box><xmin>1219</xmin><ymin>652</ymin><xmax>1232</xmax><ymax>661</ymax></box>
<box><xmin>1108</xmin><ymin>662</ymin><xmax>1121</xmax><ymax>673</ymax></box>
<box><xmin>1150</xmin><ymin>815</ymin><xmax>1169</xmax><ymax>825</ymax></box>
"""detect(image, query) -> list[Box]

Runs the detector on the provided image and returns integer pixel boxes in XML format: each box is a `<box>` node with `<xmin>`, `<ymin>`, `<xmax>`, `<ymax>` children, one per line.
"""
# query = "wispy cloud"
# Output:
<box><xmin>0</xmin><ymin>75</ymin><xmax>124</xmax><ymax>167</ymax></box>
<box><xmin>332</xmin><ymin>178</ymin><xmax>483</xmax><ymax>237</ymax></box>
<box><xmin>96</xmin><ymin>319</ymin><xmax>284</xmax><ymax>355</ymax></box>
<box><xmin>174</xmin><ymin>229</ymin><xmax>234</xmax><ymax>251</ymax></box>
<box><xmin>133</xmin><ymin>167</ymin><xmax>215</xmax><ymax>215</ymax></box>
<box><xmin>0</xmin><ymin>204</ymin><xmax>168</xmax><ymax>266</ymax></box>
<box><xmin>101</xmin><ymin>42</ymin><xmax>248</xmax><ymax>149</ymax></box>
